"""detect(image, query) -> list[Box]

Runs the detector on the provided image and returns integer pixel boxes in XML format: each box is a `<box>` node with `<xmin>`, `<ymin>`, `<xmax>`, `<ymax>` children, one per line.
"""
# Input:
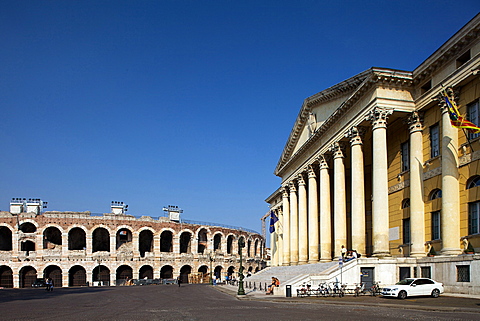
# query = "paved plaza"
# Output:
<box><xmin>1</xmin><ymin>284</ymin><xmax>479</xmax><ymax>320</ymax></box>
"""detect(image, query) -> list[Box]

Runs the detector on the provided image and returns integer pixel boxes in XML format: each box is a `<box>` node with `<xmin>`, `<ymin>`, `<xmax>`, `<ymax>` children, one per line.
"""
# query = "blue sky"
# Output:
<box><xmin>1</xmin><ymin>1</ymin><xmax>479</xmax><ymax>234</ymax></box>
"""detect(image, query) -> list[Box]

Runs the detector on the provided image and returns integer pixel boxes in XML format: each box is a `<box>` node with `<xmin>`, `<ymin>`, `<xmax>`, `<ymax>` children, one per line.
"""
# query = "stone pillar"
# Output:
<box><xmin>282</xmin><ymin>188</ymin><xmax>290</xmax><ymax>266</ymax></box>
<box><xmin>85</xmin><ymin>229</ymin><xmax>93</xmax><ymax>257</ymax></box>
<box><xmin>298</xmin><ymin>173</ymin><xmax>308</xmax><ymax>265</ymax></box>
<box><xmin>440</xmin><ymin>93</ymin><xmax>462</xmax><ymax>255</ymax></box>
<box><xmin>348</xmin><ymin>126</ymin><xmax>366</xmax><ymax>255</ymax></box>
<box><xmin>277</xmin><ymin>209</ymin><xmax>284</xmax><ymax>266</ymax></box>
<box><xmin>308</xmin><ymin>165</ymin><xmax>319</xmax><ymax>263</ymax></box>
<box><xmin>368</xmin><ymin>107</ymin><xmax>392</xmax><ymax>257</ymax></box>
<box><xmin>319</xmin><ymin>156</ymin><xmax>332</xmax><ymax>262</ymax></box>
<box><xmin>110</xmin><ymin>234</ymin><xmax>116</xmax><ymax>259</ymax></box>
<box><xmin>270</xmin><ymin>223</ymin><xmax>278</xmax><ymax>266</ymax></box>
<box><xmin>62</xmin><ymin>232</ymin><xmax>69</xmax><ymax>258</ymax></box>
<box><xmin>289</xmin><ymin>181</ymin><xmax>299</xmax><ymax>265</ymax></box>
<box><xmin>332</xmin><ymin>142</ymin><xmax>347</xmax><ymax>258</ymax></box>
<box><xmin>408</xmin><ymin>112</ymin><xmax>426</xmax><ymax>257</ymax></box>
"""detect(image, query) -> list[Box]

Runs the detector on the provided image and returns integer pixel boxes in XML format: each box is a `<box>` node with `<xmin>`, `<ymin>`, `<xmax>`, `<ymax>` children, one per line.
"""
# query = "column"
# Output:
<box><xmin>348</xmin><ymin>126</ymin><xmax>366</xmax><ymax>255</ymax></box>
<box><xmin>408</xmin><ymin>112</ymin><xmax>426</xmax><ymax>257</ymax></box>
<box><xmin>277</xmin><ymin>209</ymin><xmax>284</xmax><ymax>266</ymax></box>
<box><xmin>289</xmin><ymin>181</ymin><xmax>299</xmax><ymax>265</ymax></box>
<box><xmin>298</xmin><ymin>173</ymin><xmax>308</xmax><ymax>264</ymax></box>
<box><xmin>282</xmin><ymin>187</ymin><xmax>291</xmax><ymax>266</ymax></box>
<box><xmin>270</xmin><ymin>224</ymin><xmax>278</xmax><ymax>266</ymax></box>
<box><xmin>368</xmin><ymin>107</ymin><xmax>392</xmax><ymax>257</ymax></box>
<box><xmin>319</xmin><ymin>155</ymin><xmax>332</xmax><ymax>262</ymax></box>
<box><xmin>440</xmin><ymin>92</ymin><xmax>462</xmax><ymax>255</ymax></box>
<box><xmin>332</xmin><ymin>142</ymin><xmax>347</xmax><ymax>258</ymax></box>
<box><xmin>308</xmin><ymin>165</ymin><xmax>319</xmax><ymax>263</ymax></box>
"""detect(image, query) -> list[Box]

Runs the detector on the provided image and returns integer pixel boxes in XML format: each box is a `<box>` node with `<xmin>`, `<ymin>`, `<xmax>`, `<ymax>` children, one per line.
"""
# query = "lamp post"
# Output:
<box><xmin>237</xmin><ymin>238</ymin><xmax>245</xmax><ymax>295</ymax></box>
<box><xmin>209</xmin><ymin>251</ymin><xmax>214</xmax><ymax>285</ymax></box>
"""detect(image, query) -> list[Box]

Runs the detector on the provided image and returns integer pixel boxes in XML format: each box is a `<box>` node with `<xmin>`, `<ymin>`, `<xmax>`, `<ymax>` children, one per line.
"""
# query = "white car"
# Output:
<box><xmin>381</xmin><ymin>278</ymin><xmax>444</xmax><ymax>299</ymax></box>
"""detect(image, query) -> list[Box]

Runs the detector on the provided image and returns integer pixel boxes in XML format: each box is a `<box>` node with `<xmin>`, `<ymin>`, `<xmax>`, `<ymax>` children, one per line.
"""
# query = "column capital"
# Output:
<box><xmin>407</xmin><ymin>111</ymin><xmax>424</xmax><ymax>133</ymax></box>
<box><xmin>347</xmin><ymin>126</ymin><xmax>366</xmax><ymax>146</ymax></box>
<box><xmin>367</xmin><ymin>107</ymin><xmax>393</xmax><ymax>130</ymax></box>
<box><xmin>435</xmin><ymin>86</ymin><xmax>461</xmax><ymax>114</ymax></box>
<box><xmin>318</xmin><ymin>155</ymin><xmax>329</xmax><ymax>169</ymax></box>
<box><xmin>289</xmin><ymin>181</ymin><xmax>297</xmax><ymax>193</ymax></box>
<box><xmin>307</xmin><ymin>164</ymin><xmax>316</xmax><ymax>179</ymax></box>
<box><xmin>329</xmin><ymin>142</ymin><xmax>346</xmax><ymax>159</ymax></box>
<box><xmin>297</xmin><ymin>173</ymin><xmax>306</xmax><ymax>186</ymax></box>
<box><xmin>282</xmin><ymin>186</ymin><xmax>289</xmax><ymax>197</ymax></box>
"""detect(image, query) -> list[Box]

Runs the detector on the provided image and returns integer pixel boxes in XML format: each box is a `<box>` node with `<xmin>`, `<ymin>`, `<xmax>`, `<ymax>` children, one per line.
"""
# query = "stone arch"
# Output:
<box><xmin>139</xmin><ymin>265</ymin><xmax>153</xmax><ymax>279</ymax></box>
<box><xmin>160</xmin><ymin>230</ymin><xmax>173</xmax><ymax>252</ymax></box>
<box><xmin>467</xmin><ymin>175</ymin><xmax>480</xmax><ymax>189</ymax></box>
<box><xmin>238</xmin><ymin>236</ymin><xmax>246</xmax><ymax>255</ymax></box>
<box><xmin>43</xmin><ymin>226</ymin><xmax>62</xmax><ymax>249</ymax></box>
<box><xmin>429</xmin><ymin>188</ymin><xmax>442</xmax><ymax>200</ymax></box>
<box><xmin>19</xmin><ymin>265</ymin><xmax>37</xmax><ymax>288</ymax></box>
<box><xmin>92</xmin><ymin>265</ymin><xmax>110</xmax><ymax>284</ymax></box>
<box><xmin>116</xmin><ymin>227</ymin><xmax>133</xmax><ymax>250</ymax></box>
<box><xmin>255</xmin><ymin>266</ymin><xmax>260</xmax><ymax>273</ymax></box>
<box><xmin>213</xmin><ymin>233</ymin><xmax>222</xmax><ymax>252</ymax></box>
<box><xmin>179</xmin><ymin>230</ymin><xmax>193</xmax><ymax>254</ymax></box>
<box><xmin>198</xmin><ymin>265</ymin><xmax>208</xmax><ymax>274</ymax></box>
<box><xmin>19</xmin><ymin>221</ymin><xmax>37</xmax><ymax>233</ymax></box>
<box><xmin>227</xmin><ymin>266</ymin><xmax>235</xmax><ymax>277</ymax></box>
<box><xmin>116</xmin><ymin>265</ymin><xmax>133</xmax><ymax>282</ymax></box>
<box><xmin>179</xmin><ymin>265</ymin><xmax>192</xmax><ymax>284</ymax></box>
<box><xmin>0</xmin><ymin>265</ymin><xmax>13</xmax><ymax>288</ymax></box>
<box><xmin>68</xmin><ymin>227</ymin><xmax>87</xmax><ymax>250</ymax></box>
<box><xmin>226</xmin><ymin>234</ymin><xmax>235</xmax><ymax>254</ymax></box>
<box><xmin>0</xmin><ymin>226</ymin><xmax>13</xmax><ymax>251</ymax></box>
<box><xmin>92</xmin><ymin>227</ymin><xmax>110</xmax><ymax>252</ymax></box>
<box><xmin>139</xmin><ymin>229</ymin><xmax>154</xmax><ymax>257</ymax></box>
<box><xmin>21</xmin><ymin>240</ymin><xmax>35</xmax><ymax>252</ymax></box>
<box><xmin>160</xmin><ymin>265</ymin><xmax>173</xmax><ymax>279</ymax></box>
<box><xmin>69</xmin><ymin>265</ymin><xmax>87</xmax><ymax>286</ymax></box>
<box><xmin>247</xmin><ymin>238</ymin><xmax>252</xmax><ymax>257</ymax></box>
<box><xmin>196</xmin><ymin>228</ymin><xmax>209</xmax><ymax>254</ymax></box>
<box><xmin>44</xmin><ymin>265</ymin><xmax>62</xmax><ymax>287</ymax></box>
<box><xmin>254</xmin><ymin>239</ymin><xmax>259</xmax><ymax>256</ymax></box>
<box><xmin>214</xmin><ymin>265</ymin><xmax>223</xmax><ymax>279</ymax></box>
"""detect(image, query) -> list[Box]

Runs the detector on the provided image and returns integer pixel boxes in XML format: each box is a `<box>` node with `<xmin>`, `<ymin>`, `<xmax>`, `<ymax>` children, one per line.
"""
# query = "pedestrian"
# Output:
<box><xmin>341</xmin><ymin>245</ymin><xmax>347</xmax><ymax>259</ymax></box>
<box><xmin>177</xmin><ymin>275</ymin><xmax>181</xmax><ymax>287</ymax></box>
<box><xmin>45</xmin><ymin>278</ymin><xmax>53</xmax><ymax>292</ymax></box>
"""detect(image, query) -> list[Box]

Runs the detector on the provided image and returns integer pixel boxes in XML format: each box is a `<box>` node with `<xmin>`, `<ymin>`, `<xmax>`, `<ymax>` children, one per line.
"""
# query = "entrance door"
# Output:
<box><xmin>360</xmin><ymin>267</ymin><xmax>374</xmax><ymax>289</ymax></box>
<box><xmin>399</xmin><ymin>267</ymin><xmax>410</xmax><ymax>281</ymax></box>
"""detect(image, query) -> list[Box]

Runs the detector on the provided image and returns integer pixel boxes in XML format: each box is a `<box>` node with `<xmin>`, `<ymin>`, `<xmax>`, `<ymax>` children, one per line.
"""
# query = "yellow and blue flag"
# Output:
<box><xmin>442</xmin><ymin>90</ymin><xmax>480</xmax><ymax>133</ymax></box>
<box><xmin>269</xmin><ymin>211</ymin><xmax>278</xmax><ymax>233</ymax></box>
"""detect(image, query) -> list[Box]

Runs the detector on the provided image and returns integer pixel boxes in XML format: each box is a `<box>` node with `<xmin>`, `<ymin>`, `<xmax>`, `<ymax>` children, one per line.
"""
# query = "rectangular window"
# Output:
<box><xmin>469</xmin><ymin>201</ymin><xmax>480</xmax><ymax>235</ymax></box>
<box><xmin>457</xmin><ymin>265</ymin><xmax>470</xmax><ymax>282</ymax></box>
<box><xmin>421</xmin><ymin>266</ymin><xmax>431</xmax><ymax>279</ymax></box>
<box><xmin>468</xmin><ymin>100</ymin><xmax>480</xmax><ymax>140</ymax></box>
<box><xmin>401</xmin><ymin>141</ymin><xmax>409</xmax><ymax>172</ymax></box>
<box><xmin>432</xmin><ymin>211</ymin><xmax>441</xmax><ymax>240</ymax></box>
<box><xmin>430</xmin><ymin>124</ymin><xmax>440</xmax><ymax>158</ymax></box>
<box><xmin>403</xmin><ymin>218</ymin><xmax>410</xmax><ymax>244</ymax></box>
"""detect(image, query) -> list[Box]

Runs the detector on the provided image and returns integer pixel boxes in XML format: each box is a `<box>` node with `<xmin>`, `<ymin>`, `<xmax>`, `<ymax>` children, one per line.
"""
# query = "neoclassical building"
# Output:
<box><xmin>0</xmin><ymin>201</ymin><xmax>265</xmax><ymax>288</ymax></box>
<box><xmin>267</xmin><ymin>13</ymin><xmax>480</xmax><ymax>277</ymax></box>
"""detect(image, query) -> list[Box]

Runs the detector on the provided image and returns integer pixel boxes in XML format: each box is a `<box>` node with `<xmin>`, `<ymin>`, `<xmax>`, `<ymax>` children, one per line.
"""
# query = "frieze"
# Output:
<box><xmin>459</xmin><ymin>150</ymin><xmax>480</xmax><ymax>167</ymax></box>
<box><xmin>423</xmin><ymin>166</ymin><xmax>442</xmax><ymax>180</ymax></box>
<box><xmin>388</xmin><ymin>179</ymin><xmax>410</xmax><ymax>194</ymax></box>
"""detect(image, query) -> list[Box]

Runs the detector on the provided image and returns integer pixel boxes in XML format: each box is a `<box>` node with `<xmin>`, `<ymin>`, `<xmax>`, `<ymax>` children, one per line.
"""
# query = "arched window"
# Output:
<box><xmin>467</xmin><ymin>176</ymin><xmax>480</xmax><ymax>189</ymax></box>
<box><xmin>401</xmin><ymin>198</ymin><xmax>410</xmax><ymax>209</ymax></box>
<box><xmin>429</xmin><ymin>189</ymin><xmax>442</xmax><ymax>200</ymax></box>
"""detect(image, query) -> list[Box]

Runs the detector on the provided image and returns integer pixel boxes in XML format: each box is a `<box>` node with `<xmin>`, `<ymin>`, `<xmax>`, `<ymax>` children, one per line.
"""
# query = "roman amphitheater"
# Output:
<box><xmin>0</xmin><ymin>200</ymin><xmax>265</xmax><ymax>288</ymax></box>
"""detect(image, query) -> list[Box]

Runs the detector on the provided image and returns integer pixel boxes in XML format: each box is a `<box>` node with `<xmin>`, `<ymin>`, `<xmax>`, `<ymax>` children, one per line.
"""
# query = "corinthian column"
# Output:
<box><xmin>439</xmin><ymin>90</ymin><xmax>462</xmax><ymax>255</ymax></box>
<box><xmin>408</xmin><ymin>112</ymin><xmax>425</xmax><ymax>257</ymax></box>
<box><xmin>270</xmin><ymin>221</ymin><xmax>278</xmax><ymax>266</ymax></box>
<box><xmin>308</xmin><ymin>165</ymin><xmax>319</xmax><ymax>263</ymax></box>
<box><xmin>348</xmin><ymin>126</ymin><xmax>366</xmax><ymax>255</ymax></box>
<box><xmin>277</xmin><ymin>209</ymin><xmax>284</xmax><ymax>266</ymax></box>
<box><xmin>368</xmin><ymin>107</ymin><xmax>392</xmax><ymax>257</ymax></box>
<box><xmin>289</xmin><ymin>181</ymin><xmax>299</xmax><ymax>265</ymax></box>
<box><xmin>319</xmin><ymin>155</ymin><xmax>332</xmax><ymax>262</ymax></box>
<box><xmin>282</xmin><ymin>187</ymin><xmax>290</xmax><ymax>265</ymax></box>
<box><xmin>298</xmin><ymin>173</ymin><xmax>308</xmax><ymax>265</ymax></box>
<box><xmin>331</xmin><ymin>142</ymin><xmax>347</xmax><ymax>258</ymax></box>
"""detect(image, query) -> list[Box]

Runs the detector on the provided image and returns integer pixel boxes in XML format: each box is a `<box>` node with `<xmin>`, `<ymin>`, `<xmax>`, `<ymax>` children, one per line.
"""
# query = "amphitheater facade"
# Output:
<box><xmin>0</xmin><ymin>202</ymin><xmax>265</xmax><ymax>288</ymax></box>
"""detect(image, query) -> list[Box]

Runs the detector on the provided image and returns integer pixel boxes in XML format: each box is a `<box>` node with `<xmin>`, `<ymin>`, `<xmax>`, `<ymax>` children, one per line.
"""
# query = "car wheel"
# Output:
<box><xmin>398</xmin><ymin>290</ymin><xmax>407</xmax><ymax>300</ymax></box>
<box><xmin>431</xmin><ymin>289</ymin><xmax>440</xmax><ymax>298</ymax></box>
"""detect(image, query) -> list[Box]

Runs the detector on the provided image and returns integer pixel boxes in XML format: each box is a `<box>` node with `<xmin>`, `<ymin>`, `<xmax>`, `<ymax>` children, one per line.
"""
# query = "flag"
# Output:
<box><xmin>269</xmin><ymin>211</ymin><xmax>279</xmax><ymax>233</ymax></box>
<box><xmin>442</xmin><ymin>90</ymin><xmax>480</xmax><ymax>133</ymax></box>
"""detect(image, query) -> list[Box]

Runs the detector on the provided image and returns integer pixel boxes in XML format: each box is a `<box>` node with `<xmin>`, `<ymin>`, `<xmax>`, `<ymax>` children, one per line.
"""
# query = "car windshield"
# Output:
<box><xmin>396</xmin><ymin>279</ymin><xmax>414</xmax><ymax>285</ymax></box>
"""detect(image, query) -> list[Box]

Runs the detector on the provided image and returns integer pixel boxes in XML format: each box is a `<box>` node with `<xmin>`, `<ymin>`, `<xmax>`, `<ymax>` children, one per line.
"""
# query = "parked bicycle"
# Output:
<box><xmin>369</xmin><ymin>281</ymin><xmax>381</xmax><ymax>296</ymax></box>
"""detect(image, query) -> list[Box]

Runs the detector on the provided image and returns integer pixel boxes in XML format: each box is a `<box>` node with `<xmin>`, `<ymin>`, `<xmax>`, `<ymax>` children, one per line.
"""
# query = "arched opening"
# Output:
<box><xmin>160</xmin><ymin>230</ymin><xmax>173</xmax><ymax>252</ymax></box>
<box><xmin>21</xmin><ymin>240</ymin><xmax>35</xmax><ymax>252</ymax></box>
<box><xmin>179</xmin><ymin>232</ymin><xmax>191</xmax><ymax>253</ymax></box>
<box><xmin>19</xmin><ymin>266</ymin><xmax>37</xmax><ymax>288</ymax></box>
<box><xmin>44</xmin><ymin>265</ymin><xmax>62</xmax><ymax>288</ymax></box>
<box><xmin>180</xmin><ymin>265</ymin><xmax>191</xmax><ymax>284</ymax></box>
<box><xmin>0</xmin><ymin>265</ymin><xmax>13</xmax><ymax>288</ymax></box>
<box><xmin>69</xmin><ymin>265</ymin><xmax>87</xmax><ymax>286</ymax></box>
<box><xmin>429</xmin><ymin>189</ymin><xmax>442</xmax><ymax>200</ymax></box>
<box><xmin>255</xmin><ymin>267</ymin><xmax>259</xmax><ymax>273</ymax></box>
<box><xmin>68</xmin><ymin>227</ymin><xmax>86</xmax><ymax>250</ymax></box>
<box><xmin>116</xmin><ymin>228</ymin><xmax>132</xmax><ymax>250</ymax></box>
<box><xmin>214</xmin><ymin>266</ymin><xmax>222</xmax><ymax>280</ymax></box>
<box><xmin>43</xmin><ymin>226</ymin><xmax>62</xmax><ymax>249</ymax></box>
<box><xmin>0</xmin><ymin>227</ymin><xmax>12</xmax><ymax>251</ymax></box>
<box><xmin>247</xmin><ymin>239</ymin><xmax>252</xmax><ymax>257</ymax></box>
<box><xmin>116</xmin><ymin>265</ymin><xmax>133</xmax><ymax>283</ymax></box>
<box><xmin>226</xmin><ymin>235</ymin><xmax>234</xmax><ymax>254</ymax></box>
<box><xmin>213</xmin><ymin>233</ymin><xmax>222</xmax><ymax>251</ymax></box>
<box><xmin>227</xmin><ymin>266</ymin><xmax>235</xmax><ymax>277</ymax></box>
<box><xmin>139</xmin><ymin>265</ymin><xmax>153</xmax><ymax>279</ymax></box>
<box><xmin>197</xmin><ymin>229</ymin><xmax>208</xmax><ymax>254</ymax></box>
<box><xmin>238</xmin><ymin>236</ymin><xmax>245</xmax><ymax>255</ymax></box>
<box><xmin>92</xmin><ymin>265</ymin><xmax>110</xmax><ymax>285</ymax></box>
<box><xmin>19</xmin><ymin>222</ymin><xmax>36</xmax><ymax>233</ymax></box>
<box><xmin>139</xmin><ymin>230</ymin><xmax>154</xmax><ymax>257</ymax></box>
<box><xmin>198</xmin><ymin>265</ymin><xmax>208</xmax><ymax>274</ymax></box>
<box><xmin>467</xmin><ymin>175</ymin><xmax>480</xmax><ymax>189</ymax></box>
<box><xmin>248</xmin><ymin>266</ymin><xmax>253</xmax><ymax>273</ymax></box>
<box><xmin>92</xmin><ymin>227</ymin><xmax>110</xmax><ymax>252</ymax></box>
<box><xmin>254</xmin><ymin>239</ymin><xmax>259</xmax><ymax>256</ymax></box>
<box><xmin>160</xmin><ymin>265</ymin><xmax>173</xmax><ymax>279</ymax></box>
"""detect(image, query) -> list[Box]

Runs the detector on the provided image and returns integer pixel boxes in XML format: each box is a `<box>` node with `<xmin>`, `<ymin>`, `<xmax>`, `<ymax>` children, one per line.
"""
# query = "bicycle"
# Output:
<box><xmin>369</xmin><ymin>281</ymin><xmax>381</xmax><ymax>296</ymax></box>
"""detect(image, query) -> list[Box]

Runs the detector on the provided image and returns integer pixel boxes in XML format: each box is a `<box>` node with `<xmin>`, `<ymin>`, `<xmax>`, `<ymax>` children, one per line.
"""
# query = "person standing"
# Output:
<box><xmin>177</xmin><ymin>275</ymin><xmax>181</xmax><ymax>287</ymax></box>
<box><xmin>341</xmin><ymin>245</ymin><xmax>347</xmax><ymax>259</ymax></box>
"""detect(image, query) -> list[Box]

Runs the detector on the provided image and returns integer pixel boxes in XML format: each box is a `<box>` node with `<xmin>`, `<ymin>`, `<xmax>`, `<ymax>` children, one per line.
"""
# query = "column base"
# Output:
<box><xmin>410</xmin><ymin>251</ymin><xmax>426</xmax><ymax>258</ymax></box>
<box><xmin>290</xmin><ymin>262</ymin><xmax>298</xmax><ymax>266</ymax></box>
<box><xmin>282</xmin><ymin>263</ymin><xmax>290</xmax><ymax>266</ymax></box>
<box><xmin>307</xmin><ymin>259</ymin><xmax>319</xmax><ymax>264</ymax></box>
<box><xmin>440</xmin><ymin>248</ymin><xmax>462</xmax><ymax>256</ymax></box>
<box><xmin>372</xmin><ymin>251</ymin><xmax>391</xmax><ymax>258</ymax></box>
<box><xmin>298</xmin><ymin>260</ymin><xmax>308</xmax><ymax>265</ymax></box>
<box><xmin>319</xmin><ymin>258</ymin><xmax>332</xmax><ymax>263</ymax></box>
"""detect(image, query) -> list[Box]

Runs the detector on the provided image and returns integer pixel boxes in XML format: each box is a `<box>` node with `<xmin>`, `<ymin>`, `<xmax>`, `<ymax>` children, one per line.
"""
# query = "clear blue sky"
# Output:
<box><xmin>1</xmin><ymin>1</ymin><xmax>479</xmax><ymax>234</ymax></box>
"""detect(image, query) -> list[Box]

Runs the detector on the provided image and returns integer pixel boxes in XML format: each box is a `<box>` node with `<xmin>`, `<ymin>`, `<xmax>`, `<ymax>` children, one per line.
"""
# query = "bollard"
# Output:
<box><xmin>286</xmin><ymin>285</ymin><xmax>292</xmax><ymax>297</ymax></box>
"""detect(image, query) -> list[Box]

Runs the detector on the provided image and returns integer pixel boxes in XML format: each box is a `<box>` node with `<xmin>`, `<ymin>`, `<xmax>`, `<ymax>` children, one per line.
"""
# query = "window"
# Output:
<box><xmin>403</xmin><ymin>218</ymin><xmax>410</xmax><ymax>245</ymax></box>
<box><xmin>456</xmin><ymin>50</ymin><xmax>471</xmax><ymax>68</ymax></box>
<box><xmin>468</xmin><ymin>201</ymin><xmax>479</xmax><ymax>235</ymax></box>
<box><xmin>467</xmin><ymin>100</ymin><xmax>480</xmax><ymax>140</ymax></box>
<box><xmin>457</xmin><ymin>265</ymin><xmax>470</xmax><ymax>282</ymax></box>
<box><xmin>432</xmin><ymin>211</ymin><xmax>441</xmax><ymax>240</ymax></box>
<box><xmin>467</xmin><ymin>176</ymin><xmax>480</xmax><ymax>189</ymax></box>
<box><xmin>421</xmin><ymin>266</ymin><xmax>431</xmax><ymax>278</ymax></box>
<box><xmin>429</xmin><ymin>189</ymin><xmax>442</xmax><ymax>200</ymax></box>
<box><xmin>401</xmin><ymin>141</ymin><xmax>409</xmax><ymax>172</ymax></box>
<box><xmin>421</xmin><ymin>80</ymin><xmax>432</xmax><ymax>94</ymax></box>
<box><xmin>401</xmin><ymin>198</ymin><xmax>410</xmax><ymax>209</ymax></box>
<box><xmin>430</xmin><ymin>124</ymin><xmax>440</xmax><ymax>158</ymax></box>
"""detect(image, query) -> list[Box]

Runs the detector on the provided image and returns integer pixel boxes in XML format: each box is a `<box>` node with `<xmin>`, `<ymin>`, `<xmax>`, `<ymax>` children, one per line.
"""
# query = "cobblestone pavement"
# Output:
<box><xmin>0</xmin><ymin>285</ymin><xmax>479</xmax><ymax>320</ymax></box>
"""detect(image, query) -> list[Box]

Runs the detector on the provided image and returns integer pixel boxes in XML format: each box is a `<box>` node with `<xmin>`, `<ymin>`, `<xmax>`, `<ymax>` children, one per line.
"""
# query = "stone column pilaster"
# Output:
<box><xmin>289</xmin><ymin>181</ymin><xmax>299</xmax><ymax>265</ymax></box>
<box><xmin>348</xmin><ymin>126</ymin><xmax>366</xmax><ymax>255</ymax></box>
<box><xmin>368</xmin><ymin>107</ymin><xmax>392</xmax><ymax>257</ymax></box>
<box><xmin>332</xmin><ymin>142</ymin><xmax>347</xmax><ymax>258</ymax></box>
<box><xmin>408</xmin><ymin>112</ymin><xmax>426</xmax><ymax>257</ymax></box>
<box><xmin>282</xmin><ymin>187</ymin><xmax>291</xmax><ymax>266</ymax></box>
<box><xmin>277</xmin><ymin>209</ymin><xmax>284</xmax><ymax>266</ymax></box>
<box><xmin>308</xmin><ymin>165</ymin><xmax>319</xmax><ymax>263</ymax></box>
<box><xmin>319</xmin><ymin>156</ymin><xmax>332</xmax><ymax>262</ymax></box>
<box><xmin>298</xmin><ymin>173</ymin><xmax>308</xmax><ymax>265</ymax></box>
<box><xmin>270</xmin><ymin>223</ymin><xmax>278</xmax><ymax>266</ymax></box>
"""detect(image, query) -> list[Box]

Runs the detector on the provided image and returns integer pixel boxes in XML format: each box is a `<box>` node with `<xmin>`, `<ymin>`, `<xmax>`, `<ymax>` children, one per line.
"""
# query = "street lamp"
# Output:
<box><xmin>237</xmin><ymin>238</ymin><xmax>245</xmax><ymax>295</ymax></box>
<box><xmin>209</xmin><ymin>253</ymin><xmax>214</xmax><ymax>285</ymax></box>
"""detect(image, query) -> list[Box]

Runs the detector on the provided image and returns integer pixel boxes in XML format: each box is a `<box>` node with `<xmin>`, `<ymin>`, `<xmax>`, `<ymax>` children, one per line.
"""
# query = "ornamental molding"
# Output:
<box><xmin>459</xmin><ymin>150</ymin><xmax>480</xmax><ymax>167</ymax></box>
<box><xmin>389</xmin><ymin>179</ymin><xmax>410</xmax><ymax>194</ymax></box>
<box><xmin>423</xmin><ymin>166</ymin><xmax>442</xmax><ymax>181</ymax></box>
